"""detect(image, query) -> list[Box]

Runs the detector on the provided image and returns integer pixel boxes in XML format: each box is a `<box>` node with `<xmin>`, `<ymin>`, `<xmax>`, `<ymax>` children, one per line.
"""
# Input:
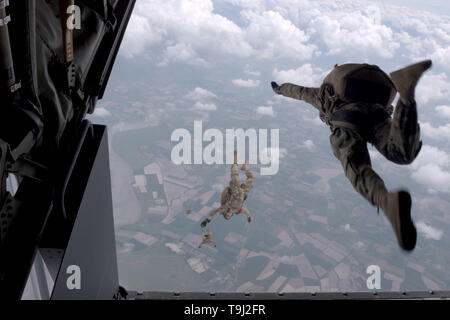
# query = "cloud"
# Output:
<box><xmin>159</xmin><ymin>42</ymin><xmax>210</xmax><ymax>67</ymax></box>
<box><xmin>301</xmin><ymin>140</ymin><xmax>316</xmax><ymax>151</ymax></box>
<box><xmin>121</xmin><ymin>14</ymin><xmax>162</xmax><ymax>58</ymax></box>
<box><xmin>185</xmin><ymin>87</ymin><xmax>218</xmax><ymax>112</ymax></box>
<box><xmin>223</xmin><ymin>0</ymin><xmax>266</xmax><ymax>10</ymax></box>
<box><xmin>193</xmin><ymin>101</ymin><xmax>218</xmax><ymax>111</ymax></box>
<box><xmin>410</xmin><ymin>145</ymin><xmax>450</xmax><ymax>194</ymax></box>
<box><xmin>244</xmin><ymin>64</ymin><xmax>261</xmax><ymax>76</ymax></box>
<box><xmin>436</xmin><ymin>105</ymin><xmax>450</xmax><ymax>119</ymax></box>
<box><xmin>273</xmin><ymin>64</ymin><xmax>323</xmax><ymax>87</ymax></box>
<box><xmin>416</xmin><ymin>220</ymin><xmax>443</xmax><ymax>240</ymax></box>
<box><xmin>121</xmin><ymin>0</ymin><xmax>253</xmax><ymax>63</ymax></box>
<box><xmin>93</xmin><ymin>107</ymin><xmax>111</xmax><ymax>117</ymax></box>
<box><xmin>411</xmin><ymin>163</ymin><xmax>450</xmax><ymax>194</ymax></box>
<box><xmin>303</xmin><ymin>116</ymin><xmax>323</xmax><ymax>126</ymax></box>
<box><xmin>411</xmin><ymin>145</ymin><xmax>450</xmax><ymax>170</ymax></box>
<box><xmin>120</xmin><ymin>0</ymin><xmax>450</xmax><ymax>73</ymax></box>
<box><xmin>185</xmin><ymin>87</ymin><xmax>217</xmax><ymax>101</ymax></box>
<box><xmin>308</xmin><ymin>5</ymin><xmax>400</xmax><ymax>59</ymax></box>
<box><xmin>256</xmin><ymin>106</ymin><xmax>274</xmax><ymax>116</ymax></box>
<box><xmin>342</xmin><ymin>224</ymin><xmax>356</xmax><ymax>233</ymax></box>
<box><xmin>416</xmin><ymin>73</ymin><xmax>450</xmax><ymax>104</ymax></box>
<box><xmin>232</xmin><ymin>78</ymin><xmax>260</xmax><ymax>87</ymax></box>
<box><xmin>242</xmin><ymin>10</ymin><xmax>317</xmax><ymax>60</ymax></box>
<box><xmin>420</xmin><ymin>122</ymin><xmax>450</xmax><ymax>141</ymax></box>
<box><xmin>430</xmin><ymin>45</ymin><xmax>450</xmax><ymax>71</ymax></box>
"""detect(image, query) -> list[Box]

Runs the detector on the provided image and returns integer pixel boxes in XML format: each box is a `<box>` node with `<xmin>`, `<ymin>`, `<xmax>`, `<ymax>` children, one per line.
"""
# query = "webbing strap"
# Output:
<box><xmin>329</xmin><ymin>108</ymin><xmax>390</xmax><ymax>131</ymax></box>
<box><xmin>329</xmin><ymin>120</ymin><xmax>360</xmax><ymax>131</ymax></box>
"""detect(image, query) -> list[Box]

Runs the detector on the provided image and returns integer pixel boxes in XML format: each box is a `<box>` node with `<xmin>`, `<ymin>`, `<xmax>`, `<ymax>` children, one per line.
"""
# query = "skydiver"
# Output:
<box><xmin>199</xmin><ymin>225</ymin><xmax>216</xmax><ymax>248</ymax></box>
<box><xmin>200</xmin><ymin>150</ymin><xmax>254</xmax><ymax>228</ymax></box>
<box><xmin>271</xmin><ymin>60</ymin><xmax>433</xmax><ymax>251</ymax></box>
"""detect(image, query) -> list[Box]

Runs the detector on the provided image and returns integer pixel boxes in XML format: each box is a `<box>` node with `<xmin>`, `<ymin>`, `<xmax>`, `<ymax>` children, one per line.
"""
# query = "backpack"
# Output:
<box><xmin>322</xmin><ymin>63</ymin><xmax>397</xmax><ymax>108</ymax></box>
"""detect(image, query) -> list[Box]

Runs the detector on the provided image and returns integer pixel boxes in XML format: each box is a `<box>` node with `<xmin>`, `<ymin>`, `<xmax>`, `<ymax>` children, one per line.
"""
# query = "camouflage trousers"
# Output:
<box><xmin>329</xmin><ymin>99</ymin><xmax>422</xmax><ymax>205</ymax></box>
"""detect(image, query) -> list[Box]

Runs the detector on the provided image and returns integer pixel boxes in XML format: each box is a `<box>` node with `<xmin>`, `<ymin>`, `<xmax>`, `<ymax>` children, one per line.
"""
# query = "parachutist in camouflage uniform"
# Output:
<box><xmin>199</xmin><ymin>225</ymin><xmax>216</xmax><ymax>248</ymax></box>
<box><xmin>200</xmin><ymin>150</ymin><xmax>254</xmax><ymax>228</ymax></box>
<box><xmin>272</xmin><ymin>60</ymin><xmax>432</xmax><ymax>251</ymax></box>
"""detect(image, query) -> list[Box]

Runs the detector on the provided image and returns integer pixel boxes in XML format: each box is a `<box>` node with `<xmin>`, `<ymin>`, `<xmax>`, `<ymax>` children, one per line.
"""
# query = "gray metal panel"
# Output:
<box><xmin>50</xmin><ymin>125</ymin><xmax>119</xmax><ymax>300</ymax></box>
<box><xmin>39</xmin><ymin>248</ymin><xmax>64</xmax><ymax>282</ymax></box>
<box><xmin>131</xmin><ymin>290</ymin><xmax>450</xmax><ymax>300</ymax></box>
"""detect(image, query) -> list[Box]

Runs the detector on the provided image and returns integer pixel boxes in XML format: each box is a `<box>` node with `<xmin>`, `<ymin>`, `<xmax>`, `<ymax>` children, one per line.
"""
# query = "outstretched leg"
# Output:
<box><xmin>372</xmin><ymin>99</ymin><xmax>422</xmax><ymax>165</ymax></box>
<box><xmin>374</xmin><ymin>60</ymin><xmax>433</xmax><ymax>164</ymax></box>
<box><xmin>330</xmin><ymin>126</ymin><xmax>416</xmax><ymax>251</ymax></box>
<box><xmin>330</xmin><ymin>127</ymin><xmax>387</xmax><ymax>205</ymax></box>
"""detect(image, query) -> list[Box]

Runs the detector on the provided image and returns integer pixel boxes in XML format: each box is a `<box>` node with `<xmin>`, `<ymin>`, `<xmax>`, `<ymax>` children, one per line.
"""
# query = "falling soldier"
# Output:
<box><xmin>200</xmin><ymin>150</ymin><xmax>254</xmax><ymax>228</ymax></box>
<box><xmin>271</xmin><ymin>60</ymin><xmax>433</xmax><ymax>251</ymax></box>
<box><xmin>199</xmin><ymin>225</ymin><xmax>216</xmax><ymax>248</ymax></box>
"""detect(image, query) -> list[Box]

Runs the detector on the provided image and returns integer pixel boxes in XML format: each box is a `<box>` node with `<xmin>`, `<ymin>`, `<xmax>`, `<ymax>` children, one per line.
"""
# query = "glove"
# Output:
<box><xmin>247</xmin><ymin>216</ymin><xmax>251</xmax><ymax>223</ymax></box>
<box><xmin>201</xmin><ymin>220</ymin><xmax>207</xmax><ymax>228</ymax></box>
<box><xmin>271</xmin><ymin>81</ymin><xmax>281</xmax><ymax>94</ymax></box>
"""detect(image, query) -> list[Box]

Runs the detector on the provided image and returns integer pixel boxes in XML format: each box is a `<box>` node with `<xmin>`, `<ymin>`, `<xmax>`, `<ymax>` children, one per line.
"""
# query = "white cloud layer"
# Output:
<box><xmin>420</xmin><ymin>122</ymin><xmax>450</xmax><ymax>141</ymax></box>
<box><xmin>185</xmin><ymin>87</ymin><xmax>218</xmax><ymax>112</ymax></box>
<box><xmin>241</xmin><ymin>9</ymin><xmax>317</xmax><ymax>60</ymax></box>
<box><xmin>223</xmin><ymin>0</ymin><xmax>266</xmax><ymax>10</ymax></box>
<box><xmin>411</xmin><ymin>164</ymin><xmax>450</xmax><ymax>194</ymax></box>
<box><xmin>256</xmin><ymin>106</ymin><xmax>274</xmax><ymax>116</ymax></box>
<box><xmin>410</xmin><ymin>145</ymin><xmax>450</xmax><ymax>194</ymax></box>
<box><xmin>93</xmin><ymin>107</ymin><xmax>111</xmax><ymax>117</ymax></box>
<box><xmin>120</xmin><ymin>15</ymin><xmax>162</xmax><ymax>59</ymax></box>
<box><xmin>244</xmin><ymin>64</ymin><xmax>261</xmax><ymax>76</ymax></box>
<box><xmin>416</xmin><ymin>73</ymin><xmax>450</xmax><ymax>104</ymax></box>
<box><xmin>342</xmin><ymin>224</ymin><xmax>356</xmax><ymax>233</ymax></box>
<box><xmin>436</xmin><ymin>105</ymin><xmax>450</xmax><ymax>119</ymax></box>
<box><xmin>159</xmin><ymin>42</ymin><xmax>210</xmax><ymax>67</ymax></box>
<box><xmin>273</xmin><ymin>64</ymin><xmax>323</xmax><ymax>87</ymax></box>
<box><xmin>232</xmin><ymin>78</ymin><xmax>260</xmax><ymax>87</ymax></box>
<box><xmin>185</xmin><ymin>87</ymin><xmax>217</xmax><ymax>101</ymax></box>
<box><xmin>309</xmin><ymin>5</ymin><xmax>399</xmax><ymax>59</ymax></box>
<box><xmin>193</xmin><ymin>101</ymin><xmax>218</xmax><ymax>111</ymax></box>
<box><xmin>301</xmin><ymin>140</ymin><xmax>316</xmax><ymax>151</ymax></box>
<box><xmin>416</xmin><ymin>220</ymin><xmax>443</xmax><ymax>240</ymax></box>
<box><xmin>121</xmin><ymin>0</ymin><xmax>450</xmax><ymax>74</ymax></box>
<box><xmin>122</xmin><ymin>0</ymin><xmax>253</xmax><ymax>62</ymax></box>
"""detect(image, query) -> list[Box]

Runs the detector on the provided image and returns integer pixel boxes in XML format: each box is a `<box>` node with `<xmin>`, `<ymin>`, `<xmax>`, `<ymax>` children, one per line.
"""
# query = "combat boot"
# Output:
<box><xmin>373</xmin><ymin>188</ymin><xmax>417</xmax><ymax>251</ymax></box>
<box><xmin>390</xmin><ymin>60</ymin><xmax>432</xmax><ymax>103</ymax></box>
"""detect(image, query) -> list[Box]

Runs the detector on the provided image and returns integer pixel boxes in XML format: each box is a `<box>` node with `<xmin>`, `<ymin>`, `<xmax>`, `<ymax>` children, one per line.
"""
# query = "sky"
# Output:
<box><xmin>94</xmin><ymin>0</ymin><xmax>450</xmax><ymax>251</ymax></box>
<box><xmin>114</xmin><ymin>0</ymin><xmax>450</xmax><ymax>195</ymax></box>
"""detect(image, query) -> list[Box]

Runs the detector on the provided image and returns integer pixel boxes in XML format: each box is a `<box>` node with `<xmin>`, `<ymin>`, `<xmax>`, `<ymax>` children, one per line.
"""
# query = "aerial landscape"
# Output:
<box><xmin>88</xmin><ymin>0</ymin><xmax>450</xmax><ymax>293</ymax></box>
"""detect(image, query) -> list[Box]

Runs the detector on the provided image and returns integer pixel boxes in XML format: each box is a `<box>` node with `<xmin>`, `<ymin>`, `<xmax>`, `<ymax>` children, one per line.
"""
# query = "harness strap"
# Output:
<box><xmin>329</xmin><ymin>109</ymin><xmax>364</xmax><ymax>131</ymax></box>
<box><xmin>329</xmin><ymin>108</ymin><xmax>390</xmax><ymax>131</ymax></box>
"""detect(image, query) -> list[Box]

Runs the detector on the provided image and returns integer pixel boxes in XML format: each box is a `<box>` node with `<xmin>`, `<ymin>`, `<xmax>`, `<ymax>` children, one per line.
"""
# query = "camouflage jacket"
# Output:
<box><xmin>204</xmin><ymin>164</ymin><xmax>254</xmax><ymax>223</ymax></box>
<box><xmin>278</xmin><ymin>83</ymin><xmax>393</xmax><ymax>128</ymax></box>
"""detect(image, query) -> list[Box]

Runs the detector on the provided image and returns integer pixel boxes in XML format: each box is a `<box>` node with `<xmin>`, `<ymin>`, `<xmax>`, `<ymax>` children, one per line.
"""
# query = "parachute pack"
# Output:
<box><xmin>323</xmin><ymin>63</ymin><xmax>397</xmax><ymax>108</ymax></box>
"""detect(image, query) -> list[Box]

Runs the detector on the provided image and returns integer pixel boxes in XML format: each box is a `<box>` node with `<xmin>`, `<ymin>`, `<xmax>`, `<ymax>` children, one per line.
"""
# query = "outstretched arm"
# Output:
<box><xmin>271</xmin><ymin>82</ymin><xmax>321</xmax><ymax>110</ymax></box>
<box><xmin>241</xmin><ymin>207</ymin><xmax>251</xmax><ymax>223</ymax></box>
<box><xmin>201</xmin><ymin>206</ymin><xmax>226</xmax><ymax>227</ymax></box>
<box><xmin>229</xmin><ymin>163</ymin><xmax>240</xmax><ymax>189</ymax></box>
<box><xmin>229</xmin><ymin>151</ymin><xmax>240</xmax><ymax>189</ymax></box>
<box><xmin>241</xmin><ymin>162</ymin><xmax>254</xmax><ymax>193</ymax></box>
